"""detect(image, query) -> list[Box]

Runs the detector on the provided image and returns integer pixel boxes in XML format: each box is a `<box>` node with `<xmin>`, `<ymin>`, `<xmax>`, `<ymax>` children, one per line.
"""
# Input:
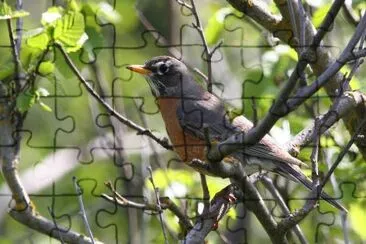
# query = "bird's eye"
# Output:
<box><xmin>157</xmin><ymin>63</ymin><xmax>169</xmax><ymax>75</ymax></box>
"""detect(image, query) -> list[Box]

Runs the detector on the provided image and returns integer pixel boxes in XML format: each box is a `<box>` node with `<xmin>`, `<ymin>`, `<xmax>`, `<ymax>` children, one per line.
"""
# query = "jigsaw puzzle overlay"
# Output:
<box><xmin>0</xmin><ymin>0</ymin><xmax>365</xmax><ymax>243</ymax></box>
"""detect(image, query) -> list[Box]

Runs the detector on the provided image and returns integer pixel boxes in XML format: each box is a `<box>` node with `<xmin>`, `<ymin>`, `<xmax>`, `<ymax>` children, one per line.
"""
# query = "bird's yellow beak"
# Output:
<box><xmin>126</xmin><ymin>65</ymin><xmax>152</xmax><ymax>75</ymax></box>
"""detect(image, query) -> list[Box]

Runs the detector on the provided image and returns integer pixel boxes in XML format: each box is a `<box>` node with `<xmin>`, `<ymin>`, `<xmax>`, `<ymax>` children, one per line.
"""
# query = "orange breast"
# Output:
<box><xmin>157</xmin><ymin>98</ymin><xmax>205</xmax><ymax>162</ymax></box>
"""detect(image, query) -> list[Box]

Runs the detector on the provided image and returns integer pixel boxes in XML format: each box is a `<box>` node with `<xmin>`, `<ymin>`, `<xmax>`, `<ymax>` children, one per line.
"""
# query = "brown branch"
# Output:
<box><xmin>184</xmin><ymin>184</ymin><xmax>243</xmax><ymax>243</ymax></box>
<box><xmin>207</xmin><ymin>2</ymin><xmax>366</xmax><ymax>163</ymax></box>
<box><xmin>200</xmin><ymin>174</ymin><xmax>210</xmax><ymax>211</ymax></box>
<box><xmin>228</xmin><ymin>0</ymin><xmax>366</xmax><ymax>159</ymax></box>
<box><xmin>102</xmin><ymin>181</ymin><xmax>193</xmax><ymax>232</ymax></box>
<box><xmin>147</xmin><ymin>166</ymin><xmax>169</xmax><ymax>243</ymax></box>
<box><xmin>319</xmin><ymin>117</ymin><xmax>366</xmax><ymax>190</ymax></box>
<box><xmin>0</xmin><ymin>85</ymin><xmax>98</xmax><ymax>243</ymax></box>
<box><xmin>310</xmin><ymin>119</ymin><xmax>320</xmax><ymax>186</ymax></box>
<box><xmin>6</xmin><ymin>16</ymin><xmax>22</xmax><ymax>92</ymax></box>
<box><xmin>73</xmin><ymin>177</ymin><xmax>95</xmax><ymax>243</ymax></box>
<box><xmin>275</xmin><ymin>120</ymin><xmax>366</xmax><ymax>234</ymax></box>
<box><xmin>188</xmin><ymin>0</ymin><xmax>223</xmax><ymax>93</ymax></box>
<box><xmin>288</xmin><ymin>91</ymin><xmax>366</xmax><ymax>155</ymax></box>
<box><xmin>276</xmin><ymin>114</ymin><xmax>366</xmax><ymax>234</ymax></box>
<box><xmin>261</xmin><ymin>176</ymin><xmax>308</xmax><ymax>244</ymax></box>
<box><xmin>237</xmin><ymin>177</ymin><xmax>283</xmax><ymax>243</ymax></box>
<box><xmin>0</xmin><ymin>15</ymin><xmax>99</xmax><ymax>243</ymax></box>
<box><xmin>56</xmin><ymin>44</ymin><xmax>173</xmax><ymax>150</ymax></box>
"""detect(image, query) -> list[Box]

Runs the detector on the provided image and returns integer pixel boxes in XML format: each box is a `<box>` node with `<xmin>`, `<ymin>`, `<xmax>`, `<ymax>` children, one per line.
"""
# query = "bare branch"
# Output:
<box><xmin>261</xmin><ymin>176</ymin><xmax>308</xmax><ymax>244</ymax></box>
<box><xmin>102</xmin><ymin>181</ymin><xmax>193</xmax><ymax>233</ymax></box>
<box><xmin>310</xmin><ymin>119</ymin><xmax>320</xmax><ymax>187</ymax></box>
<box><xmin>73</xmin><ymin>177</ymin><xmax>95</xmax><ymax>244</ymax></box>
<box><xmin>0</xmin><ymin>63</ymin><xmax>97</xmax><ymax>244</ymax></box>
<box><xmin>56</xmin><ymin>44</ymin><xmax>173</xmax><ymax>150</ymax></box>
<box><xmin>288</xmin><ymin>91</ymin><xmax>366</xmax><ymax>154</ymax></box>
<box><xmin>200</xmin><ymin>174</ymin><xmax>210</xmax><ymax>211</ymax></box>
<box><xmin>147</xmin><ymin>166</ymin><xmax>169</xmax><ymax>244</ymax></box>
<box><xmin>176</xmin><ymin>0</ymin><xmax>192</xmax><ymax>10</ymax></box>
<box><xmin>237</xmin><ymin>177</ymin><xmax>281</xmax><ymax>243</ymax></box>
<box><xmin>185</xmin><ymin>184</ymin><xmax>242</xmax><ymax>243</ymax></box>
<box><xmin>319</xmin><ymin>117</ymin><xmax>366</xmax><ymax>190</ymax></box>
<box><xmin>189</xmin><ymin>0</ymin><xmax>222</xmax><ymax>93</ymax></box>
<box><xmin>6</xmin><ymin>15</ymin><xmax>22</xmax><ymax>92</ymax></box>
<box><xmin>324</xmin><ymin>150</ymin><xmax>350</xmax><ymax>244</ymax></box>
<box><xmin>207</xmin><ymin>13</ymin><xmax>366</xmax><ymax>162</ymax></box>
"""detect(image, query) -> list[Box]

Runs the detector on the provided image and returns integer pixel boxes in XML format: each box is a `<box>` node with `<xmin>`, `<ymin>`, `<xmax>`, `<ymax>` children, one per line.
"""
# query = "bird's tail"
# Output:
<box><xmin>276</xmin><ymin>163</ymin><xmax>347</xmax><ymax>213</ymax></box>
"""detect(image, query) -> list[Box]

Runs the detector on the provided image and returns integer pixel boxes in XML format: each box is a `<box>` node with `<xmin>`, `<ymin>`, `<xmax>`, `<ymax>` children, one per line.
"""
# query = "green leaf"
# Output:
<box><xmin>350</xmin><ymin>203</ymin><xmax>366</xmax><ymax>239</ymax></box>
<box><xmin>0</xmin><ymin>2</ymin><xmax>12</xmax><ymax>17</ymax></box>
<box><xmin>53</xmin><ymin>11</ymin><xmax>88</xmax><ymax>52</ymax></box>
<box><xmin>16</xmin><ymin>92</ymin><xmax>35</xmax><ymax>112</ymax></box>
<box><xmin>41</xmin><ymin>6</ymin><xmax>63</xmax><ymax>26</ymax></box>
<box><xmin>67</xmin><ymin>0</ymin><xmax>80</xmax><ymax>11</ymax></box>
<box><xmin>204</xmin><ymin>7</ymin><xmax>233</xmax><ymax>45</ymax></box>
<box><xmin>312</xmin><ymin>3</ymin><xmax>332</xmax><ymax>28</ymax></box>
<box><xmin>340</xmin><ymin>65</ymin><xmax>361</xmax><ymax>90</ymax></box>
<box><xmin>0</xmin><ymin>2</ymin><xmax>29</xmax><ymax>20</ymax></box>
<box><xmin>26</xmin><ymin>32</ymin><xmax>50</xmax><ymax>51</ymax></box>
<box><xmin>38</xmin><ymin>61</ymin><xmax>55</xmax><ymax>76</ymax></box>
<box><xmin>39</xmin><ymin>101</ymin><xmax>52</xmax><ymax>112</ymax></box>
<box><xmin>0</xmin><ymin>60</ymin><xmax>15</xmax><ymax>80</ymax></box>
<box><xmin>9</xmin><ymin>10</ymin><xmax>29</xmax><ymax>18</ymax></box>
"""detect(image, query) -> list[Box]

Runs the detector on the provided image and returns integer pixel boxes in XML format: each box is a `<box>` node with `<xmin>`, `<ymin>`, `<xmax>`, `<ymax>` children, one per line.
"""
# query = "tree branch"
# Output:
<box><xmin>261</xmin><ymin>176</ymin><xmax>308</xmax><ymax>244</ymax></box>
<box><xmin>56</xmin><ymin>44</ymin><xmax>173</xmax><ymax>150</ymax></box>
<box><xmin>0</xmin><ymin>83</ymin><xmax>98</xmax><ymax>243</ymax></box>
<box><xmin>227</xmin><ymin>0</ymin><xmax>366</xmax><ymax>159</ymax></box>
<box><xmin>184</xmin><ymin>183</ymin><xmax>243</xmax><ymax>244</ymax></box>
<box><xmin>208</xmin><ymin>2</ymin><xmax>366</xmax><ymax>162</ymax></box>
<box><xmin>101</xmin><ymin>181</ymin><xmax>193</xmax><ymax>233</ymax></box>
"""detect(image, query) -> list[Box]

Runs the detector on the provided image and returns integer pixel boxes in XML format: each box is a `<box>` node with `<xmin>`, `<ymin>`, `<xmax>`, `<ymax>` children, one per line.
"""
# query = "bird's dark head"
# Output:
<box><xmin>127</xmin><ymin>56</ymin><xmax>196</xmax><ymax>97</ymax></box>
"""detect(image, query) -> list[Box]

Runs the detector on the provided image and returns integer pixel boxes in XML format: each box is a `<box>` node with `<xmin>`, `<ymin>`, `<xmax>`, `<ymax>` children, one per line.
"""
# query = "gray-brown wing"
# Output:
<box><xmin>232</xmin><ymin>116</ymin><xmax>306</xmax><ymax>166</ymax></box>
<box><xmin>176</xmin><ymin>93</ymin><xmax>236</xmax><ymax>143</ymax></box>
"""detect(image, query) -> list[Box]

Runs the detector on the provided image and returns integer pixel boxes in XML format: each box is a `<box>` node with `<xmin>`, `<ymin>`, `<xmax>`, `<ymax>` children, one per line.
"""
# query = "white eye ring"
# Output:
<box><xmin>157</xmin><ymin>61</ymin><xmax>170</xmax><ymax>75</ymax></box>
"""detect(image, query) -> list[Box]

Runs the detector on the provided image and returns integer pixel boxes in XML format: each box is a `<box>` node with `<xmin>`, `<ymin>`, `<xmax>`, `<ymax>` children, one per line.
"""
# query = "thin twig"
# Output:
<box><xmin>6</xmin><ymin>16</ymin><xmax>22</xmax><ymax>92</ymax></box>
<box><xmin>319</xmin><ymin>117</ymin><xmax>366</xmax><ymax>191</ymax></box>
<box><xmin>176</xmin><ymin>0</ymin><xmax>192</xmax><ymax>10</ymax></box>
<box><xmin>189</xmin><ymin>0</ymin><xmax>222</xmax><ymax>93</ymax></box>
<box><xmin>200</xmin><ymin>174</ymin><xmax>210</xmax><ymax>211</ymax></box>
<box><xmin>207</xmin><ymin>13</ymin><xmax>366</xmax><ymax>163</ymax></box>
<box><xmin>102</xmin><ymin>182</ymin><xmax>193</xmax><ymax>232</ymax></box>
<box><xmin>261</xmin><ymin>176</ymin><xmax>308</xmax><ymax>244</ymax></box>
<box><xmin>310</xmin><ymin>118</ymin><xmax>320</xmax><ymax>189</ymax></box>
<box><xmin>287</xmin><ymin>91</ymin><xmax>366</xmax><ymax>154</ymax></box>
<box><xmin>56</xmin><ymin>44</ymin><xmax>173</xmax><ymax>150</ymax></box>
<box><xmin>286</xmin><ymin>0</ymin><xmax>299</xmax><ymax>46</ymax></box>
<box><xmin>137</xmin><ymin>8</ymin><xmax>212</xmax><ymax>86</ymax></box>
<box><xmin>47</xmin><ymin>207</ymin><xmax>65</xmax><ymax>244</ymax></box>
<box><xmin>73</xmin><ymin>177</ymin><xmax>95</xmax><ymax>244</ymax></box>
<box><xmin>324</xmin><ymin>149</ymin><xmax>350</xmax><ymax>244</ymax></box>
<box><xmin>193</xmin><ymin>68</ymin><xmax>208</xmax><ymax>82</ymax></box>
<box><xmin>147</xmin><ymin>166</ymin><xmax>169</xmax><ymax>244</ymax></box>
<box><xmin>15</xmin><ymin>0</ymin><xmax>23</xmax><ymax>52</ymax></box>
<box><xmin>251</xmin><ymin>96</ymin><xmax>258</xmax><ymax>126</ymax></box>
<box><xmin>297</xmin><ymin>0</ymin><xmax>306</xmax><ymax>52</ymax></box>
<box><xmin>185</xmin><ymin>184</ymin><xmax>242</xmax><ymax>243</ymax></box>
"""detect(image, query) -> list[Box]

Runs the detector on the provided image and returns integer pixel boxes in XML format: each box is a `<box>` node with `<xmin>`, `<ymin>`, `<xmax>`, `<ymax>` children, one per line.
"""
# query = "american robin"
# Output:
<box><xmin>127</xmin><ymin>56</ymin><xmax>346</xmax><ymax>212</ymax></box>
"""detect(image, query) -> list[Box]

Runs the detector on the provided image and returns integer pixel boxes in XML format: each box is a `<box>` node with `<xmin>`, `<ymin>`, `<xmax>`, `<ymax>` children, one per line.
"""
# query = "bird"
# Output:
<box><xmin>126</xmin><ymin>56</ymin><xmax>346</xmax><ymax>212</ymax></box>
